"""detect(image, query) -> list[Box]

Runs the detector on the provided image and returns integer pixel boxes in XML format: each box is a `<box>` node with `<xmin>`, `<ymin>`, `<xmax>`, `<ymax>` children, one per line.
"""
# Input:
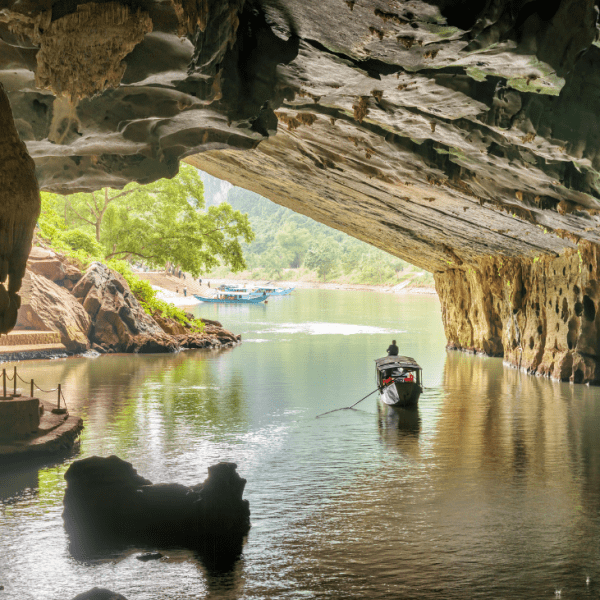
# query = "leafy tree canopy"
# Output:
<box><xmin>39</xmin><ymin>164</ymin><xmax>254</xmax><ymax>277</ymax></box>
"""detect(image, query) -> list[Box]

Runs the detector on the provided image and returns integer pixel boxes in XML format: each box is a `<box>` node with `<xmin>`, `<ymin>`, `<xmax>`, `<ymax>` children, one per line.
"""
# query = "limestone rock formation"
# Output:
<box><xmin>27</xmin><ymin>247</ymin><xmax>82</xmax><ymax>290</ymax></box>
<box><xmin>72</xmin><ymin>263</ymin><xmax>178</xmax><ymax>353</ymax></box>
<box><xmin>153</xmin><ymin>312</ymin><xmax>241</xmax><ymax>348</ymax></box>
<box><xmin>2</xmin><ymin>0</ymin><xmax>600</xmax><ymax>378</ymax></box>
<box><xmin>18</xmin><ymin>270</ymin><xmax>91</xmax><ymax>353</ymax></box>
<box><xmin>63</xmin><ymin>455</ymin><xmax>250</xmax><ymax>557</ymax></box>
<box><xmin>71</xmin><ymin>589</ymin><xmax>128</xmax><ymax>600</ymax></box>
<box><xmin>0</xmin><ymin>84</ymin><xmax>40</xmax><ymax>335</ymax></box>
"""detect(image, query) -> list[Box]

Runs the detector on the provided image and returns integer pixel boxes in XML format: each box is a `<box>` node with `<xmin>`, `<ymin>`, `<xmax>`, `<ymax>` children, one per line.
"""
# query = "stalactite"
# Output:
<box><xmin>0</xmin><ymin>84</ymin><xmax>40</xmax><ymax>334</ymax></box>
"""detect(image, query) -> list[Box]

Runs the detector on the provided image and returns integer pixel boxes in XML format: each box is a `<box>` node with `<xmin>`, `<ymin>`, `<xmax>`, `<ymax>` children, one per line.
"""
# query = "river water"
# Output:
<box><xmin>1</xmin><ymin>289</ymin><xmax>600</xmax><ymax>599</ymax></box>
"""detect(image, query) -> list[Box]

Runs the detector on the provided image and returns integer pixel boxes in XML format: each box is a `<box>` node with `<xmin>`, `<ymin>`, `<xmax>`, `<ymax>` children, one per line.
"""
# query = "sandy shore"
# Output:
<box><xmin>139</xmin><ymin>271</ymin><xmax>438</xmax><ymax>306</ymax></box>
<box><xmin>202</xmin><ymin>278</ymin><xmax>437</xmax><ymax>295</ymax></box>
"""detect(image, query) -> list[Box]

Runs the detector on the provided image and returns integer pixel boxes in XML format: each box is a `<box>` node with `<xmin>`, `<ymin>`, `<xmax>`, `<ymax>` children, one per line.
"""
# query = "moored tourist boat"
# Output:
<box><xmin>194</xmin><ymin>290</ymin><xmax>268</xmax><ymax>304</ymax></box>
<box><xmin>254</xmin><ymin>285</ymin><xmax>295</xmax><ymax>296</ymax></box>
<box><xmin>220</xmin><ymin>284</ymin><xmax>295</xmax><ymax>296</ymax></box>
<box><xmin>375</xmin><ymin>355</ymin><xmax>423</xmax><ymax>407</ymax></box>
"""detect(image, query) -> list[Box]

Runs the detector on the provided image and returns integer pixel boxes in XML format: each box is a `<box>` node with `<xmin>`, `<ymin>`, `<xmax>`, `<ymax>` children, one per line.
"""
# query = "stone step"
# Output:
<box><xmin>0</xmin><ymin>330</ymin><xmax>61</xmax><ymax>346</ymax></box>
<box><xmin>0</xmin><ymin>343</ymin><xmax>66</xmax><ymax>355</ymax></box>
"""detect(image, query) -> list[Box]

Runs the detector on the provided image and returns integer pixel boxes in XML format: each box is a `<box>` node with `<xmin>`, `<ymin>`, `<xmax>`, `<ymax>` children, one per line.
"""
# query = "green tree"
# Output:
<box><xmin>40</xmin><ymin>165</ymin><xmax>255</xmax><ymax>276</ymax></box>
<box><xmin>304</xmin><ymin>241</ymin><xmax>339</xmax><ymax>280</ymax></box>
<box><xmin>276</xmin><ymin>223</ymin><xmax>311</xmax><ymax>268</ymax></box>
<box><xmin>261</xmin><ymin>246</ymin><xmax>288</xmax><ymax>278</ymax></box>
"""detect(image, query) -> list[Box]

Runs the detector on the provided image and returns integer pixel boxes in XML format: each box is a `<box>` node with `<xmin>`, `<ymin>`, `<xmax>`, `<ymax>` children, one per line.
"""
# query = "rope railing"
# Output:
<box><xmin>0</xmin><ymin>367</ymin><xmax>67</xmax><ymax>413</ymax></box>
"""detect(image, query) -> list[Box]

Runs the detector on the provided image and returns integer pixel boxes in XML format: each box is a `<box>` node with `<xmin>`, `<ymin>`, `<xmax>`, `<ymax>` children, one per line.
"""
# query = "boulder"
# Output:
<box><xmin>72</xmin><ymin>263</ymin><xmax>178</xmax><ymax>353</ymax></box>
<box><xmin>63</xmin><ymin>455</ymin><xmax>250</xmax><ymax>557</ymax></box>
<box><xmin>17</xmin><ymin>270</ymin><xmax>91</xmax><ymax>352</ymax></box>
<box><xmin>27</xmin><ymin>247</ymin><xmax>82</xmax><ymax>288</ymax></box>
<box><xmin>71</xmin><ymin>589</ymin><xmax>128</xmax><ymax>600</ymax></box>
<box><xmin>153</xmin><ymin>313</ymin><xmax>187</xmax><ymax>335</ymax></box>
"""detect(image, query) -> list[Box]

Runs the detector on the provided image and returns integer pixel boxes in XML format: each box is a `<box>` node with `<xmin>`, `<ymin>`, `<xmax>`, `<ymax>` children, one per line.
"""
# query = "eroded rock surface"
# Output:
<box><xmin>18</xmin><ymin>270</ymin><xmax>91</xmax><ymax>353</ymax></box>
<box><xmin>3</xmin><ymin>1</ymin><xmax>600</xmax><ymax>377</ymax></box>
<box><xmin>0</xmin><ymin>84</ymin><xmax>40</xmax><ymax>335</ymax></box>
<box><xmin>71</xmin><ymin>589</ymin><xmax>128</xmax><ymax>600</ymax></box>
<box><xmin>72</xmin><ymin>262</ymin><xmax>178</xmax><ymax>353</ymax></box>
<box><xmin>436</xmin><ymin>242</ymin><xmax>600</xmax><ymax>383</ymax></box>
<box><xmin>27</xmin><ymin>246</ymin><xmax>82</xmax><ymax>290</ymax></box>
<box><xmin>63</xmin><ymin>455</ymin><xmax>250</xmax><ymax>557</ymax></box>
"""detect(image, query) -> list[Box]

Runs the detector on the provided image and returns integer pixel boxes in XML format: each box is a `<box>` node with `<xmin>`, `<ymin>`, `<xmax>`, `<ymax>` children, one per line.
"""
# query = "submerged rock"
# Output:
<box><xmin>71</xmin><ymin>589</ymin><xmax>128</xmax><ymax>600</ymax></box>
<box><xmin>63</xmin><ymin>455</ymin><xmax>250</xmax><ymax>558</ymax></box>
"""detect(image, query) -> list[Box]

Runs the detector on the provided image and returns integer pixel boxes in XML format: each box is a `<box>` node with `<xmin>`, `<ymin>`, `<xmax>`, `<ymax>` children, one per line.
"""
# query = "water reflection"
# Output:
<box><xmin>5</xmin><ymin>291</ymin><xmax>600</xmax><ymax>599</ymax></box>
<box><xmin>377</xmin><ymin>404</ymin><xmax>420</xmax><ymax>456</ymax></box>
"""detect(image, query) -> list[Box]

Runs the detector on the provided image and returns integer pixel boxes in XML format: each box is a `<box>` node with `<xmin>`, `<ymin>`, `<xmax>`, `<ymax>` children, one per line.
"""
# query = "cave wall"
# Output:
<box><xmin>1</xmin><ymin>0</ymin><xmax>600</xmax><ymax>378</ymax></box>
<box><xmin>0</xmin><ymin>83</ymin><xmax>40</xmax><ymax>334</ymax></box>
<box><xmin>435</xmin><ymin>242</ymin><xmax>600</xmax><ymax>383</ymax></box>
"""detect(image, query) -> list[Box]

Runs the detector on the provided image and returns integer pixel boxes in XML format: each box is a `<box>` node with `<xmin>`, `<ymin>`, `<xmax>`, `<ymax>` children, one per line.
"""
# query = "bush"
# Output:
<box><xmin>60</xmin><ymin>229</ymin><xmax>104</xmax><ymax>256</ymax></box>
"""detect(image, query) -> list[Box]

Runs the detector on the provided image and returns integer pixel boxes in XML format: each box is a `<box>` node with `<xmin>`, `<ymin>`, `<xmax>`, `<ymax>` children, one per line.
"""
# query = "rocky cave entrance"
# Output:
<box><xmin>1</xmin><ymin>0</ymin><xmax>600</xmax><ymax>382</ymax></box>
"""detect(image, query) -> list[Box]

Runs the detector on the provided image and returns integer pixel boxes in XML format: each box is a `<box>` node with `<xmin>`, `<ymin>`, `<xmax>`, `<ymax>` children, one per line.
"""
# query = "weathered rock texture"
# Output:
<box><xmin>72</xmin><ymin>262</ymin><xmax>179</xmax><ymax>353</ymax></box>
<box><xmin>436</xmin><ymin>242</ymin><xmax>600</xmax><ymax>383</ymax></box>
<box><xmin>63</xmin><ymin>455</ymin><xmax>250</xmax><ymax>557</ymax></box>
<box><xmin>0</xmin><ymin>84</ymin><xmax>40</xmax><ymax>335</ymax></box>
<box><xmin>71</xmin><ymin>590</ymin><xmax>128</xmax><ymax>600</ymax></box>
<box><xmin>3</xmin><ymin>1</ymin><xmax>600</xmax><ymax>377</ymax></box>
<box><xmin>14</xmin><ymin>250</ymin><xmax>241</xmax><ymax>355</ymax></box>
<box><xmin>18</xmin><ymin>270</ymin><xmax>91</xmax><ymax>352</ymax></box>
<box><xmin>27</xmin><ymin>246</ymin><xmax>83</xmax><ymax>290</ymax></box>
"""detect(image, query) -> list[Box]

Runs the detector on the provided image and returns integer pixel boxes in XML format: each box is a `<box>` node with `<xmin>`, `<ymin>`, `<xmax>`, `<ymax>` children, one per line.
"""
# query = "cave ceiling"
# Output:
<box><xmin>2</xmin><ymin>0</ymin><xmax>600</xmax><ymax>272</ymax></box>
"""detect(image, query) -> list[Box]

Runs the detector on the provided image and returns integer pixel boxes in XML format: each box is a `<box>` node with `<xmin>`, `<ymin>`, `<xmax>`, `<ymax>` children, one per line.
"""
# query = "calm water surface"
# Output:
<box><xmin>1</xmin><ymin>289</ymin><xmax>600</xmax><ymax>599</ymax></box>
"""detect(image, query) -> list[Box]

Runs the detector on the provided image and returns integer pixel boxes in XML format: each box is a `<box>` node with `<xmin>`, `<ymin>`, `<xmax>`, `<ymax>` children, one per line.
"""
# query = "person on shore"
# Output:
<box><xmin>199</xmin><ymin>278</ymin><xmax>202</xmax><ymax>286</ymax></box>
<box><xmin>176</xmin><ymin>288</ymin><xmax>179</xmax><ymax>294</ymax></box>
<box><xmin>183</xmin><ymin>286</ymin><xmax>187</xmax><ymax>297</ymax></box>
<box><xmin>387</xmin><ymin>340</ymin><xmax>399</xmax><ymax>356</ymax></box>
<box><xmin>208</xmin><ymin>281</ymin><xmax>210</xmax><ymax>288</ymax></box>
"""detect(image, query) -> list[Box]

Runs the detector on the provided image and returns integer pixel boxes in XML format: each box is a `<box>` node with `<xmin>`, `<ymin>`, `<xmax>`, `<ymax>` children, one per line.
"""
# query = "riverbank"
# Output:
<box><xmin>5</xmin><ymin>247</ymin><xmax>242</xmax><ymax>361</ymax></box>
<box><xmin>138</xmin><ymin>270</ymin><xmax>438</xmax><ymax>300</ymax></box>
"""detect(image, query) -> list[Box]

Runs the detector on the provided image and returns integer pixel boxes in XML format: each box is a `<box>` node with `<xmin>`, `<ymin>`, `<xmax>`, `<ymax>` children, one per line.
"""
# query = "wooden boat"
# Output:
<box><xmin>194</xmin><ymin>290</ymin><xmax>268</xmax><ymax>304</ymax></box>
<box><xmin>375</xmin><ymin>355</ymin><xmax>423</xmax><ymax>407</ymax></box>
<box><xmin>254</xmin><ymin>285</ymin><xmax>295</xmax><ymax>296</ymax></box>
<box><xmin>220</xmin><ymin>284</ymin><xmax>295</xmax><ymax>296</ymax></box>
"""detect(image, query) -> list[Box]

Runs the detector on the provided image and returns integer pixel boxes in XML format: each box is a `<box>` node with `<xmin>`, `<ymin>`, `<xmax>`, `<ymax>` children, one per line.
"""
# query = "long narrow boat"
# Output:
<box><xmin>254</xmin><ymin>285</ymin><xmax>295</xmax><ymax>296</ymax></box>
<box><xmin>219</xmin><ymin>284</ymin><xmax>295</xmax><ymax>296</ymax></box>
<box><xmin>375</xmin><ymin>355</ymin><xmax>423</xmax><ymax>407</ymax></box>
<box><xmin>194</xmin><ymin>290</ymin><xmax>268</xmax><ymax>304</ymax></box>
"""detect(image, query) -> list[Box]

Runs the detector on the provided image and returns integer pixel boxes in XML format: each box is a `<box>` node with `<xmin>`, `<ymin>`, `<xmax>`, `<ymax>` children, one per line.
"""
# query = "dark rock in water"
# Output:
<box><xmin>72</xmin><ymin>263</ymin><xmax>178</xmax><ymax>354</ymax></box>
<box><xmin>136</xmin><ymin>552</ymin><xmax>164</xmax><ymax>561</ymax></box>
<box><xmin>71</xmin><ymin>588</ymin><xmax>128</xmax><ymax>600</ymax></box>
<box><xmin>63</xmin><ymin>455</ymin><xmax>250</xmax><ymax>560</ymax></box>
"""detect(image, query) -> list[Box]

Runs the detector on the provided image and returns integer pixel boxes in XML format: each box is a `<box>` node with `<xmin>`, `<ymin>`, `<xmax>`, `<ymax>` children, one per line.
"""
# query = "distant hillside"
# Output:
<box><xmin>198</xmin><ymin>171</ymin><xmax>434</xmax><ymax>287</ymax></box>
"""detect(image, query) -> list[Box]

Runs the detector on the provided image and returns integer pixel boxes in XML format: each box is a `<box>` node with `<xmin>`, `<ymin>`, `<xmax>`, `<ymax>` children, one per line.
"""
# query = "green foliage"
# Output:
<box><xmin>61</xmin><ymin>229</ymin><xmax>104</xmax><ymax>256</ymax></box>
<box><xmin>39</xmin><ymin>164</ymin><xmax>254</xmax><ymax>276</ymax></box>
<box><xmin>209</xmin><ymin>182</ymin><xmax>432</xmax><ymax>285</ymax></box>
<box><xmin>304</xmin><ymin>241</ymin><xmax>339</xmax><ymax>281</ymax></box>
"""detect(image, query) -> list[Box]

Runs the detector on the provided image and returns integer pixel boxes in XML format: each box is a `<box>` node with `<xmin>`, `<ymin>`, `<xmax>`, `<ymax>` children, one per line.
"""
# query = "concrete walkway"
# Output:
<box><xmin>0</xmin><ymin>400</ymin><xmax>83</xmax><ymax>461</ymax></box>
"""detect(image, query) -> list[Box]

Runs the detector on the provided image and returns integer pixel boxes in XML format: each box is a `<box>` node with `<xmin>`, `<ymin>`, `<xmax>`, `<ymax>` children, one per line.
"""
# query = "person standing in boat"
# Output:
<box><xmin>387</xmin><ymin>340</ymin><xmax>399</xmax><ymax>356</ymax></box>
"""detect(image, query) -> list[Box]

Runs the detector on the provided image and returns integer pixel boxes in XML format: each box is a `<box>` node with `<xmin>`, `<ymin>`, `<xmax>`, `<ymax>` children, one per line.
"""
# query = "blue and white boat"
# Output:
<box><xmin>194</xmin><ymin>290</ymin><xmax>268</xmax><ymax>304</ymax></box>
<box><xmin>219</xmin><ymin>284</ymin><xmax>294</xmax><ymax>296</ymax></box>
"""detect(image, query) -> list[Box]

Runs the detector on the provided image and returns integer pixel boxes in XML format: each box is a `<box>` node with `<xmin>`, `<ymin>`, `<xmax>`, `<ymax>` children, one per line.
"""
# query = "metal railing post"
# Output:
<box><xmin>30</xmin><ymin>379</ymin><xmax>34</xmax><ymax>398</ymax></box>
<box><xmin>2</xmin><ymin>369</ymin><xmax>6</xmax><ymax>398</ymax></box>
<box><xmin>57</xmin><ymin>384</ymin><xmax>61</xmax><ymax>410</ymax></box>
<box><xmin>13</xmin><ymin>366</ymin><xmax>16</xmax><ymax>396</ymax></box>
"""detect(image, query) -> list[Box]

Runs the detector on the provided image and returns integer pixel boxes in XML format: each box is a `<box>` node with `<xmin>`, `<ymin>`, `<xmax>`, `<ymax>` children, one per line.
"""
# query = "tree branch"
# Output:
<box><xmin>105</xmin><ymin>250</ymin><xmax>160</xmax><ymax>260</ymax></box>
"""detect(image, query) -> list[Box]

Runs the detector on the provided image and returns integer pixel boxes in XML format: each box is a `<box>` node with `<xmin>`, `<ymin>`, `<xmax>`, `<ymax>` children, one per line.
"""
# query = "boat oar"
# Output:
<box><xmin>316</xmin><ymin>387</ymin><xmax>380</xmax><ymax>418</ymax></box>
